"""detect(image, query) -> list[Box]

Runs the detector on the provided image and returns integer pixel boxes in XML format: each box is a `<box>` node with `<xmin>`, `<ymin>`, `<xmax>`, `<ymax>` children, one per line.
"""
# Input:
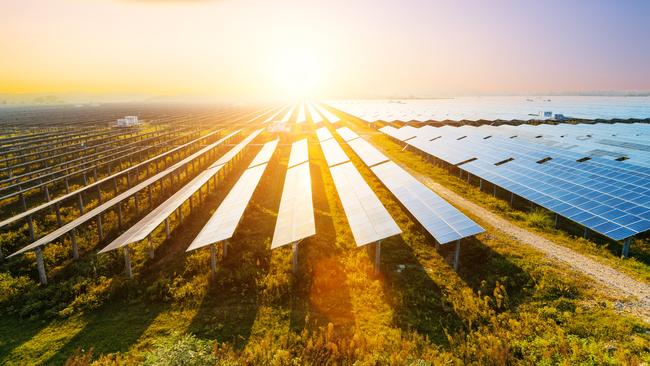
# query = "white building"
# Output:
<box><xmin>116</xmin><ymin>115</ymin><xmax>140</xmax><ymax>127</ymax></box>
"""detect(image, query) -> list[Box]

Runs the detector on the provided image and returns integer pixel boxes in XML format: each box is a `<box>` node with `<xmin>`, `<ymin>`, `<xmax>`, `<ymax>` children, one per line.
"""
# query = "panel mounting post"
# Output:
<box><xmin>124</xmin><ymin>246</ymin><xmax>132</xmax><ymax>279</ymax></box>
<box><xmin>147</xmin><ymin>235</ymin><xmax>155</xmax><ymax>259</ymax></box>
<box><xmin>35</xmin><ymin>247</ymin><xmax>47</xmax><ymax>285</ymax></box>
<box><xmin>210</xmin><ymin>243</ymin><xmax>217</xmax><ymax>275</ymax></box>
<box><xmin>621</xmin><ymin>238</ymin><xmax>632</xmax><ymax>259</ymax></box>
<box><xmin>292</xmin><ymin>242</ymin><xmax>299</xmax><ymax>275</ymax></box>
<box><xmin>453</xmin><ymin>240</ymin><xmax>461</xmax><ymax>271</ymax></box>
<box><xmin>374</xmin><ymin>240</ymin><xmax>382</xmax><ymax>275</ymax></box>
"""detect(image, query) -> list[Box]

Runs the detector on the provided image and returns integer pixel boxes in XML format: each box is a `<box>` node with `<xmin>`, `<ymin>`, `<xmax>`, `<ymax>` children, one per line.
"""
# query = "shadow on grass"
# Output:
<box><xmin>443</xmin><ymin>236</ymin><xmax>535</xmax><ymax>307</ymax></box>
<box><xmin>379</xmin><ymin>234</ymin><xmax>462</xmax><ymax>346</ymax></box>
<box><xmin>42</xmin><ymin>300</ymin><xmax>166</xmax><ymax>365</ymax></box>
<box><xmin>289</xmin><ymin>143</ymin><xmax>355</xmax><ymax>333</ymax></box>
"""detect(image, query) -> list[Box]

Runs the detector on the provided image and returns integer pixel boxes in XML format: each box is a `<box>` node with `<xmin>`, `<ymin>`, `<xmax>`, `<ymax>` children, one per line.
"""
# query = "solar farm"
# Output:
<box><xmin>0</xmin><ymin>102</ymin><xmax>649</xmax><ymax>364</ymax></box>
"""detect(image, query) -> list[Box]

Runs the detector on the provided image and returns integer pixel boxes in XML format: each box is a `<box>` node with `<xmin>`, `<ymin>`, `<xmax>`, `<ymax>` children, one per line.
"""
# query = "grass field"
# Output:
<box><xmin>0</xmin><ymin>122</ymin><xmax>649</xmax><ymax>365</ymax></box>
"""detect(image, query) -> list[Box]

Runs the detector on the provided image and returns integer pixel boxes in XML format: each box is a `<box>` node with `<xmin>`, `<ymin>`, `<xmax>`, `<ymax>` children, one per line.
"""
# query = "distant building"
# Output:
<box><xmin>539</xmin><ymin>111</ymin><xmax>553</xmax><ymax>119</ymax></box>
<box><xmin>116</xmin><ymin>115</ymin><xmax>139</xmax><ymax>127</ymax></box>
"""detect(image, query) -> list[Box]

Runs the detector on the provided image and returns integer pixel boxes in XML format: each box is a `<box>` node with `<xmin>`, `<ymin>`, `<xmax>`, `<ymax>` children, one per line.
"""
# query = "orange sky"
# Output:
<box><xmin>1</xmin><ymin>0</ymin><xmax>649</xmax><ymax>100</ymax></box>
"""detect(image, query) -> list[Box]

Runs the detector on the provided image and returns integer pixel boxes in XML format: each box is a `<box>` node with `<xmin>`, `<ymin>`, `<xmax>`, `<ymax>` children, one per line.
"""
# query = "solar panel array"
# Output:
<box><xmin>380</xmin><ymin>123</ymin><xmax>650</xmax><ymax>242</ymax></box>
<box><xmin>99</xmin><ymin>129</ymin><xmax>263</xmax><ymax>254</ymax></box>
<box><xmin>327</xmin><ymin>97</ymin><xmax>650</xmax><ymax>122</ymax></box>
<box><xmin>271</xmin><ymin>140</ymin><xmax>315</xmax><ymax>249</ymax></box>
<box><xmin>335</xmin><ymin>127</ymin><xmax>485</xmax><ymax>245</ymax></box>
<box><xmin>308</xmin><ymin>103</ymin><xmax>325</xmax><ymax>124</ymax></box>
<box><xmin>187</xmin><ymin>139</ymin><xmax>278</xmax><ymax>251</ymax></box>
<box><xmin>9</xmin><ymin>129</ymin><xmax>244</xmax><ymax>258</ymax></box>
<box><xmin>372</xmin><ymin>162</ymin><xmax>485</xmax><ymax>244</ymax></box>
<box><xmin>287</xmin><ymin>138</ymin><xmax>309</xmax><ymax>168</ymax></box>
<box><xmin>330</xmin><ymin>162</ymin><xmax>401</xmax><ymax>246</ymax></box>
<box><xmin>317</xmin><ymin>127</ymin><xmax>401</xmax><ymax>246</ymax></box>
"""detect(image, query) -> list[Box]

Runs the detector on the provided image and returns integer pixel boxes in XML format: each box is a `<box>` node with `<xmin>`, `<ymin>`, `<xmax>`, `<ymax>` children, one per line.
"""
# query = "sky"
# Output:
<box><xmin>1</xmin><ymin>0</ymin><xmax>650</xmax><ymax>101</ymax></box>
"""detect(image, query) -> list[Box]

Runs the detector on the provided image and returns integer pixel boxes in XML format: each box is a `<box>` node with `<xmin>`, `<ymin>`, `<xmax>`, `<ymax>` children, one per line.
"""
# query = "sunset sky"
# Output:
<box><xmin>1</xmin><ymin>0</ymin><xmax>649</xmax><ymax>100</ymax></box>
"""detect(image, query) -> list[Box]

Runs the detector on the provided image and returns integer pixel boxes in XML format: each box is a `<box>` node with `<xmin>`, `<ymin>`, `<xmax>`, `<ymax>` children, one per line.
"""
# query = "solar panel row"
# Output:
<box><xmin>334</xmin><ymin>126</ymin><xmax>485</xmax><ymax>269</ymax></box>
<box><xmin>381</xmin><ymin>124</ymin><xmax>650</xmax><ymax>254</ymax></box>
<box><xmin>7</xmin><ymin>129</ymin><xmax>242</xmax><ymax>259</ymax></box>
<box><xmin>99</xmin><ymin>129</ymin><xmax>263</xmax><ymax>254</ymax></box>
<box><xmin>187</xmin><ymin>139</ymin><xmax>278</xmax><ymax>252</ymax></box>
<box><xmin>271</xmin><ymin>139</ymin><xmax>315</xmax><ymax>250</ymax></box>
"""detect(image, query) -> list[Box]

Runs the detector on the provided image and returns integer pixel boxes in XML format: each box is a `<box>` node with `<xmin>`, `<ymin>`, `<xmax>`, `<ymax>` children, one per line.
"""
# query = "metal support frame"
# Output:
<box><xmin>147</xmin><ymin>235</ymin><xmax>155</xmax><ymax>259</ymax></box>
<box><xmin>374</xmin><ymin>240</ymin><xmax>382</xmax><ymax>274</ymax></box>
<box><xmin>97</xmin><ymin>215</ymin><xmax>104</xmax><ymax>240</ymax></box>
<box><xmin>453</xmin><ymin>240</ymin><xmax>461</xmax><ymax>271</ymax></box>
<box><xmin>70</xmin><ymin>229</ymin><xmax>79</xmax><ymax>259</ymax></box>
<box><xmin>124</xmin><ymin>246</ymin><xmax>132</xmax><ymax>278</ymax></box>
<box><xmin>35</xmin><ymin>246</ymin><xmax>47</xmax><ymax>285</ymax></box>
<box><xmin>210</xmin><ymin>243</ymin><xmax>217</xmax><ymax>275</ymax></box>
<box><xmin>621</xmin><ymin>238</ymin><xmax>632</xmax><ymax>259</ymax></box>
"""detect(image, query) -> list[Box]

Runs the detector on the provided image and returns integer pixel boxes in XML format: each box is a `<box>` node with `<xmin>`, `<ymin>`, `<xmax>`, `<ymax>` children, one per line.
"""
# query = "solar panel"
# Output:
<box><xmin>336</xmin><ymin>127</ymin><xmax>360</xmax><ymax>142</ymax></box>
<box><xmin>98</xmin><ymin>129</ymin><xmax>264</xmax><ymax>254</ymax></box>
<box><xmin>378</xmin><ymin>125</ymin><xmax>399</xmax><ymax>139</ymax></box>
<box><xmin>315</xmin><ymin>104</ymin><xmax>341</xmax><ymax>123</ymax></box>
<box><xmin>249</xmin><ymin>139</ymin><xmax>279</xmax><ymax>167</ymax></box>
<box><xmin>320</xmin><ymin>138</ymin><xmax>349</xmax><ymax>167</ymax></box>
<box><xmin>287</xmin><ymin>138</ymin><xmax>309</xmax><ymax>168</ymax></box>
<box><xmin>330</xmin><ymin>162</ymin><xmax>401</xmax><ymax>246</ymax></box>
<box><xmin>0</xmin><ymin>129</ymin><xmax>224</xmax><ymax>230</ymax></box>
<box><xmin>263</xmin><ymin>106</ymin><xmax>286</xmax><ymax>124</ymax></box>
<box><xmin>214</xmin><ymin>129</ymin><xmax>264</xmax><ymax>166</ymax></box>
<box><xmin>10</xmin><ymin>129</ymin><xmax>241</xmax><ymax>258</ymax></box>
<box><xmin>280</xmin><ymin>105</ymin><xmax>295</xmax><ymax>123</ymax></box>
<box><xmin>316</xmin><ymin>127</ymin><xmax>333</xmax><ymax>142</ymax></box>
<box><xmin>295</xmin><ymin>104</ymin><xmax>307</xmax><ymax>124</ymax></box>
<box><xmin>187</xmin><ymin>163</ymin><xmax>269</xmax><ymax>251</ymax></box>
<box><xmin>271</xmin><ymin>162</ymin><xmax>315</xmax><ymax>248</ymax></box>
<box><xmin>308</xmin><ymin>103</ymin><xmax>324</xmax><ymax>124</ymax></box>
<box><xmin>391</xmin><ymin>126</ymin><xmax>418</xmax><ymax>141</ymax></box>
<box><xmin>346</xmin><ymin>137</ymin><xmax>389</xmax><ymax>167</ymax></box>
<box><xmin>371</xmin><ymin>161</ymin><xmax>484</xmax><ymax>244</ymax></box>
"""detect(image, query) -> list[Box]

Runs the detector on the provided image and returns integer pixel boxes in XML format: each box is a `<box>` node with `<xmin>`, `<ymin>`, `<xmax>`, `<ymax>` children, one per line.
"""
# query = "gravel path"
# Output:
<box><xmin>410</xmin><ymin>166</ymin><xmax>650</xmax><ymax>322</ymax></box>
<box><xmin>367</xmin><ymin>137</ymin><xmax>650</xmax><ymax>322</ymax></box>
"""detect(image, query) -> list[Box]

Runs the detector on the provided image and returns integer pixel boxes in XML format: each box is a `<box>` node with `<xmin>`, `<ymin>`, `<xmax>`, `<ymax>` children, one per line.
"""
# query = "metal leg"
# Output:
<box><xmin>35</xmin><ymin>247</ymin><xmax>47</xmax><ymax>285</ymax></box>
<box><xmin>374</xmin><ymin>241</ymin><xmax>381</xmax><ymax>274</ymax></box>
<box><xmin>165</xmin><ymin>218</ymin><xmax>170</xmax><ymax>238</ymax></box>
<box><xmin>147</xmin><ymin>236</ymin><xmax>155</xmax><ymax>259</ymax></box>
<box><xmin>97</xmin><ymin>215</ymin><xmax>104</xmax><ymax>240</ymax></box>
<box><xmin>124</xmin><ymin>246</ymin><xmax>132</xmax><ymax>278</ymax></box>
<box><xmin>453</xmin><ymin>240</ymin><xmax>461</xmax><ymax>271</ymax></box>
<box><xmin>210</xmin><ymin>244</ymin><xmax>217</xmax><ymax>275</ymax></box>
<box><xmin>27</xmin><ymin>215</ymin><xmax>35</xmax><ymax>241</ymax></box>
<box><xmin>621</xmin><ymin>238</ymin><xmax>631</xmax><ymax>259</ymax></box>
<box><xmin>292</xmin><ymin>242</ymin><xmax>298</xmax><ymax>274</ymax></box>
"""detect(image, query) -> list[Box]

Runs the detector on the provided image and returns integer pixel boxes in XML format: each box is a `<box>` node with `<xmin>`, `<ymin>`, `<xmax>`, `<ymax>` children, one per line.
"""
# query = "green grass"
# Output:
<box><xmin>0</xmin><ymin>125</ymin><xmax>648</xmax><ymax>365</ymax></box>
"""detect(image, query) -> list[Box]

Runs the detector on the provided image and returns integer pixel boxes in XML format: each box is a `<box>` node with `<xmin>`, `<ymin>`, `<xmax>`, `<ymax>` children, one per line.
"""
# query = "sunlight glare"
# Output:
<box><xmin>268</xmin><ymin>47</ymin><xmax>325</xmax><ymax>98</ymax></box>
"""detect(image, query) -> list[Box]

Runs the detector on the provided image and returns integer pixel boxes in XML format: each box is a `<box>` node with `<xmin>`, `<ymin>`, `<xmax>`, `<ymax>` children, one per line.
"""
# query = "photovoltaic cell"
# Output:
<box><xmin>187</xmin><ymin>163</ymin><xmax>269</xmax><ymax>251</ymax></box>
<box><xmin>271</xmin><ymin>162</ymin><xmax>315</xmax><ymax>248</ymax></box>
<box><xmin>336</xmin><ymin>127</ymin><xmax>360</xmax><ymax>142</ymax></box>
<box><xmin>320</xmin><ymin>138</ymin><xmax>349</xmax><ymax>167</ymax></box>
<box><xmin>316</xmin><ymin>127</ymin><xmax>333</xmax><ymax>142</ymax></box>
<box><xmin>249</xmin><ymin>139</ymin><xmax>279</xmax><ymax>167</ymax></box>
<box><xmin>346</xmin><ymin>137</ymin><xmax>389</xmax><ymax>167</ymax></box>
<box><xmin>287</xmin><ymin>138</ymin><xmax>309</xmax><ymax>168</ymax></box>
<box><xmin>98</xmin><ymin>130</ymin><xmax>263</xmax><ymax>254</ymax></box>
<box><xmin>371</xmin><ymin>161</ymin><xmax>484</xmax><ymax>244</ymax></box>
<box><xmin>330</xmin><ymin>162</ymin><xmax>401</xmax><ymax>246</ymax></box>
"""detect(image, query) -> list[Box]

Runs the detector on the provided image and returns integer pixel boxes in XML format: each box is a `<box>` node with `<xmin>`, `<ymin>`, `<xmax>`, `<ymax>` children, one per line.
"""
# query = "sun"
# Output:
<box><xmin>268</xmin><ymin>47</ymin><xmax>325</xmax><ymax>99</ymax></box>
